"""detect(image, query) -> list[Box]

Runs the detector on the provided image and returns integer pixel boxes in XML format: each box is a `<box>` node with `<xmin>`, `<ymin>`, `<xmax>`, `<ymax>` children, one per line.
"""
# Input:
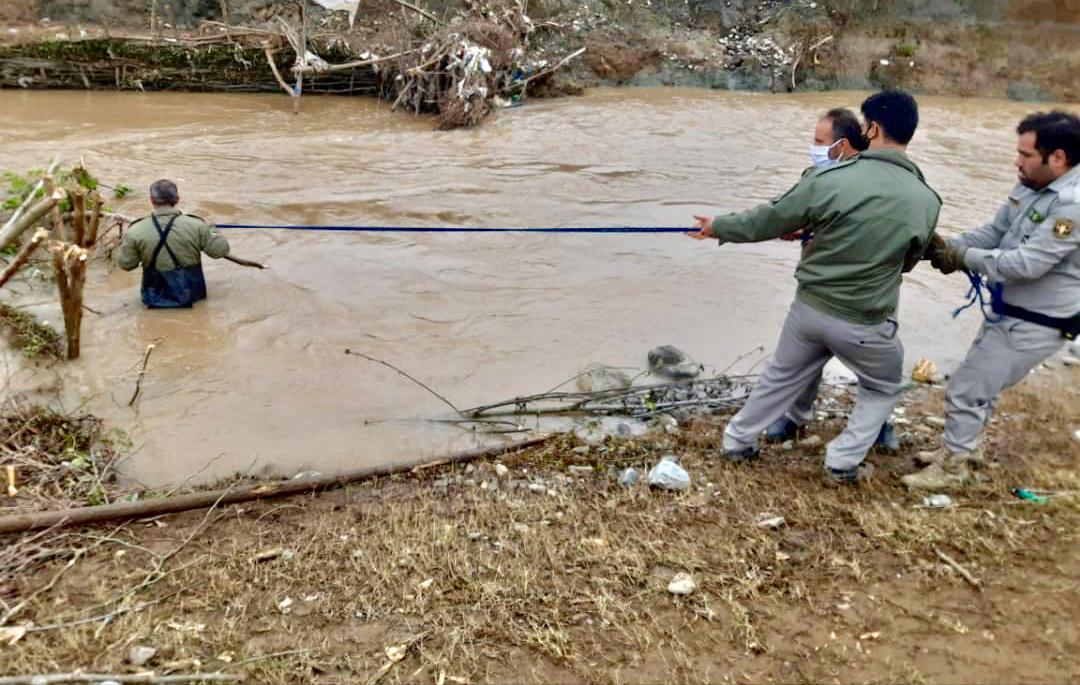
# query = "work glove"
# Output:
<box><xmin>929</xmin><ymin>237</ymin><xmax>967</xmax><ymax>275</ymax></box>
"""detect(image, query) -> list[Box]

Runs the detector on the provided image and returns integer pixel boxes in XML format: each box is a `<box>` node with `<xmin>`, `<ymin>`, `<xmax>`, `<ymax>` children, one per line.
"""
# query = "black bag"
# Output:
<box><xmin>140</xmin><ymin>215</ymin><xmax>208</xmax><ymax>309</ymax></box>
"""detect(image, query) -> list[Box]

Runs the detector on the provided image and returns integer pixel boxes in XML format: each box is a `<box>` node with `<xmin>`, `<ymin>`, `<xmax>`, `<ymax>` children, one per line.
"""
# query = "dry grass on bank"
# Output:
<box><xmin>2</xmin><ymin>372</ymin><xmax>1079</xmax><ymax>684</ymax></box>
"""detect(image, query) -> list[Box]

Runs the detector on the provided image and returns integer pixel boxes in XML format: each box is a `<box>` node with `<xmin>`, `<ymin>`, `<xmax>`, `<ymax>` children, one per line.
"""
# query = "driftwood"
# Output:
<box><xmin>0</xmin><ymin>228</ymin><xmax>49</xmax><ymax>290</ymax></box>
<box><xmin>0</xmin><ymin>436</ymin><xmax>551</xmax><ymax>535</ymax></box>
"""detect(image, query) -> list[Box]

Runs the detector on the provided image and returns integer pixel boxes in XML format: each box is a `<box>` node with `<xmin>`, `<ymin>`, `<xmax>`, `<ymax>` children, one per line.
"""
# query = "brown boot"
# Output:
<box><xmin>914</xmin><ymin>447</ymin><xmax>984</xmax><ymax>468</ymax></box>
<box><xmin>900</xmin><ymin>462</ymin><xmax>975</xmax><ymax>490</ymax></box>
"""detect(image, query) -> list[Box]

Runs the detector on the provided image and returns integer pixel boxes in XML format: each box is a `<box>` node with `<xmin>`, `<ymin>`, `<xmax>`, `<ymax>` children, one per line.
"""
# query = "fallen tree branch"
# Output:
<box><xmin>0</xmin><ymin>437</ymin><xmax>550</xmax><ymax>534</ymax></box>
<box><xmin>263</xmin><ymin>46</ymin><xmax>295</xmax><ymax>97</ymax></box>
<box><xmin>223</xmin><ymin>255</ymin><xmax>265</xmax><ymax>269</ymax></box>
<box><xmin>0</xmin><ymin>156</ymin><xmax>60</xmax><ymax>235</ymax></box>
<box><xmin>934</xmin><ymin>547</ymin><xmax>982</xmax><ymax>590</ymax></box>
<box><xmin>292</xmin><ymin>48</ymin><xmax>420</xmax><ymax>76</ymax></box>
<box><xmin>128</xmin><ymin>343</ymin><xmax>157</xmax><ymax>407</ymax></box>
<box><xmin>509</xmin><ymin>46</ymin><xmax>586</xmax><ymax>91</ymax></box>
<box><xmin>386</xmin><ymin>0</ymin><xmax>439</xmax><ymax>24</ymax></box>
<box><xmin>0</xmin><ymin>673</ymin><xmax>240</xmax><ymax>684</ymax></box>
<box><xmin>344</xmin><ymin>349</ymin><xmax>464</xmax><ymax>417</ymax></box>
<box><xmin>0</xmin><ymin>228</ymin><xmax>49</xmax><ymax>289</ymax></box>
<box><xmin>0</xmin><ymin>190</ymin><xmax>64</xmax><ymax>252</ymax></box>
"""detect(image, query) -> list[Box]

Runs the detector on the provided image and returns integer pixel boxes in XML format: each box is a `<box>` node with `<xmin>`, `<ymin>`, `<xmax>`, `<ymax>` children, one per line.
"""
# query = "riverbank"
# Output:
<box><xmin>1</xmin><ymin>0</ymin><xmax>1078</xmax><ymax>128</ymax></box>
<box><xmin>2</xmin><ymin>371</ymin><xmax>1078</xmax><ymax>683</ymax></box>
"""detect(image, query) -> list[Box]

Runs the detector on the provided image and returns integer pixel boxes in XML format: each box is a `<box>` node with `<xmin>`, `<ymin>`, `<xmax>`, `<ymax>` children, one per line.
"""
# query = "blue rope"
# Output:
<box><xmin>952</xmin><ymin>269</ymin><xmax>1002</xmax><ymax>323</ymax></box>
<box><xmin>215</xmin><ymin>224</ymin><xmax>693</xmax><ymax>234</ymax></box>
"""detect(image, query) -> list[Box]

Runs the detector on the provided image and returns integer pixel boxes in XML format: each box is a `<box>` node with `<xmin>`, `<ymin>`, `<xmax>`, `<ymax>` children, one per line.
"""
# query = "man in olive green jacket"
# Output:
<box><xmin>117</xmin><ymin>179</ymin><xmax>230</xmax><ymax>308</ymax></box>
<box><xmin>689</xmin><ymin>90</ymin><xmax>942</xmax><ymax>485</ymax></box>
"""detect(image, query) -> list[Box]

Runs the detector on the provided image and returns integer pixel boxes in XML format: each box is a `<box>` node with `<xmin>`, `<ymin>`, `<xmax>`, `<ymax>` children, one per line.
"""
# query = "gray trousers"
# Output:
<box><xmin>723</xmin><ymin>298</ymin><xmax>905</xmax><ymax>470</ymax></box>
<box><xmin>944</xmin><ymin>318</ymin><xmax>1064</xmax><ymax>453</ymax></box>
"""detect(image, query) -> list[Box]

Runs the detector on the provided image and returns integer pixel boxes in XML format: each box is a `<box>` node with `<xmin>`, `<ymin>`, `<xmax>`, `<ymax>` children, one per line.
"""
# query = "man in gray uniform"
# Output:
<box><xmin>904</xmin><ymin>111</ymin><xmax>1080</xmax><ymax>489</ymax></box>
<box><xmin>689</xmin><ymin>90</ymin><xmax>942</xmax><ymax>486</ymax></box>
<box><xmin>768</xmin><ymin>107</ymin><xmax>900</xmax><ymax>453</ymax></box>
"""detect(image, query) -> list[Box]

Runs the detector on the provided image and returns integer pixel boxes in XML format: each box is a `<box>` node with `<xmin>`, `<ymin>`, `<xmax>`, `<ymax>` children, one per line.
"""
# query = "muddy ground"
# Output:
<box><xmin>3</xmin><ymin>366</ymin><xmax>1078</xmax><ymax>683</ymax></box>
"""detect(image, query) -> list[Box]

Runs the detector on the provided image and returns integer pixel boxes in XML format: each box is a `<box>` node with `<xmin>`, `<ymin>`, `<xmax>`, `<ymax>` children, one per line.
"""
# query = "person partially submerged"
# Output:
<box><xmin>116</xmin><ymin>179</ymin><xmax>230</xmax><ymax>308</ymax></box>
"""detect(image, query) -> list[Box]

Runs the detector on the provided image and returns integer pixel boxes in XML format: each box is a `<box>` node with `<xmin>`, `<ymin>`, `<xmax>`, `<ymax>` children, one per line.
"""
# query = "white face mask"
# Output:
<box><xmin>810</xmin><ymin>140</ymin><xmax>842</xmax><ymax>169</ymax></box>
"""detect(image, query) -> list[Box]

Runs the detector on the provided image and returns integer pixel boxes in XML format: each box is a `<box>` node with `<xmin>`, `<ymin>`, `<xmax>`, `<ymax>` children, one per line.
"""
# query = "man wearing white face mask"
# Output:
<box><xmin>780</xmin><ymin>109</ymin><xmax>866</xmax><ymax>243</ymax></box>
<box><xmin>770</xmin><ymin>110</ymin><xmax>898</xmax><ymax>452</ymax></box>
<box><xmin>811</xmin><ymin>108</ymin><xmax>866</xmax><ymax>170</ymax></box>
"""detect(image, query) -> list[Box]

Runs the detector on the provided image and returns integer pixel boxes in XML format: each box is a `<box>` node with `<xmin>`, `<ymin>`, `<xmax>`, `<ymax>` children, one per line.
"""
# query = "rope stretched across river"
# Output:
<box><xmin>215</xmin><ymin>223</ymin><xmax>694</xmax><ymax>234</ymax></box>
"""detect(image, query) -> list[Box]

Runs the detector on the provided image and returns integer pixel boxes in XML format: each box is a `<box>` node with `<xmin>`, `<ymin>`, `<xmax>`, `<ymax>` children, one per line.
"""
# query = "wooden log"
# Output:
<box><xmin>0</xmin><ymin>228</ymin><xmax>49</xmax><ymax>289</ymax></box>
<box><xmin>71</xmin><ymin>188</ymin><xmax>87</xmax><ymax>247</ymax></box>
<box><xmin>86</xmin><ymin>192</ymin><xmax>103</xmax><ymax>247</ymax></box>
<box><xmin>42</xmin><ymin>176</ymin><xmax>66</xmax><ymax>241</ymax></box>
<box><xmin>0</xmin><ymin>436</ymin><xmax>552</xmax><ymax>535</ymax></box>
<box><xmin>0</xmin><ymin>190</ymin><xmax>62</xmax><ymax>251</ymax></box>
<box><xmin>66</xmin><ymin>249</ymin><xmax>88</xmax><ymax>360</ymax></box>
<box><xmin>50</xmin><ymin>244</ymin><xmax>74</xmax><ymax>353</ymax></box>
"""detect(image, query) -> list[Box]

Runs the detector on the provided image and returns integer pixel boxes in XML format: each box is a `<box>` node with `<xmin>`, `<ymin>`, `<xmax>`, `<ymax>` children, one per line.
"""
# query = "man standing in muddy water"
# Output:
<box><xmin>117</xmin><ymin>179</ymin><xmax>230</xmax><ymax>308</ymax></box>
<box><xmin>902</xmin><ymin>110</ymin><xmax>1080</xmax><ymax>490</ymax></box>
<box><xmin>687</xmin><ymin>90</ymin><xmax>942</xmax><ymax>486</ymax></box>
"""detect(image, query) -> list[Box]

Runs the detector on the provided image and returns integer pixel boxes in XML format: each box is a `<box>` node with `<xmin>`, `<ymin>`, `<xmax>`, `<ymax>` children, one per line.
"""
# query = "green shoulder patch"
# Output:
<box><xmin>1027</xmin><ymin>208</ymin><xmax>1046</xmax><ymax>223</ymax></box>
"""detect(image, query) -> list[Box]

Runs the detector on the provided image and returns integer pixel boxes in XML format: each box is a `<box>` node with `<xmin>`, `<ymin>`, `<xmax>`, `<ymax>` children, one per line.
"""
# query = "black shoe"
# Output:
<box><xmin>765</xmin><ymin>417</ymin><xmax>801</xmax><ymax>443</ymax></box>
<box><xmin>823</xmin><ymin>462</ymin><xmax>875</xmax><ymax>487</ymax></box>
<box><xmin>874</xmin><ymin>423</ymin><xmax>900</xmax><ymax>453</ymax></box>
<box><xmin>722</xmin><ymin>446</ymin><xmax>760</xmax><ymax>463</ymax></box>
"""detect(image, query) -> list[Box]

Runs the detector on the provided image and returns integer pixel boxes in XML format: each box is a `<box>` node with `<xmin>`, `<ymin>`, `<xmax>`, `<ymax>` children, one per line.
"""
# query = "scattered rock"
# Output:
<box><xmin>291</xmin><ymin>470</ymin><xmax>321</xmax><ymax>480</ymax></box>
<box><xmin>252</xmin><ymin>547</ymin><xmax>287</xmax><ymax>563</ymax></box>
<box><xmin>647</xmin><ymin>345</ymin><xmax>702</xmax><ymax>380</ymax></box>
<box><xmin>433</xmin><ymin>477</ymin><xmax>451</xmax><ymax>488</ymax></box>
<box><xmin>494</xmin><ymin>463</ymin><xmax>509</xmax><ymax>478</ymax></box>
<box><xmin>576</xmin><ymin>364</ymin><xmax>633</xmax><ymax>392</ymax></box>
<box><xmin>512</xmin><ymin>523</ymin><xmax>530</xmax><ymax>536</ymax></box>
<box><xmin>667</xmin><ymin>572</ymin><xmax>697</xmax><ymax>595</ymax></box>
<box><xmin>781</xmin><ymin>440</ymin><xmax>794</xmax><ymax>452</ymax></box>
<box><xmin>277</xmin><ymin>596</ymin><xmax>294</xmax><ymax>614</ymax></box>
<box><xmin>127</xmin><ymin>646</ymin><xmax>157</xmax><ymax>667</ymax></box>
<box><xmin>528</xmin><ymin>483</ymin><xmax>547</xmax><ymax>495</ymax></box>
<box><xmin>1064</xmin><ymin>356</ymin><xmax>1079</xmax><ymax>367</ymax></box>
<box><xmin>568</xmin><ymin>465</ymin><xmax>594</xmax><ymax>475</ymax></box>
<box><xmin>572</xmin><ymin>445</ymin><xmax>590</xmax><ymax>455</ymax></box>
<box><xmin>653</xmin><ymin>414</ymin><xmax>679</xmax><ymax>435</ymax></box>
<box><xmin>418</xmin><ymin>578</ymin><xmax>434</xmax><ymax>590</ymax></box>
<box><xmin>925</xmin><ymin>417</ymin><xmax>947</xmax><ymax>428</ymax></box>
<box><xmin>618</xmin><ymin>467</ymin><xmax>639</xmax><ymax>487</ymax></box>
<box><xmin>922</xmin><ymin>494</ymin><xmax>953</xmax><ymax>508</ymax></box>
<box><xmin>756</xmin><ymin>514</ymin><xmax>786</xmax><ymax>529</ymax></box>
<box><xmin>616</xmin><ymin>420</ymin><xmax>648</xmax><ymax>438</ymax></box>
<box><xmin>648</xmin><ymin>455</ymin><xmax>691</xmax><ymax>491</ymax></box>
<box><xmin>911</xmin><ymin>357</ymin><xmax>939</xmax><ymax>384</ymax></box>
<box><xmin>798</xmin><ymin>435</ymin><xmax>823</xmax><ymax>449</ymax></box>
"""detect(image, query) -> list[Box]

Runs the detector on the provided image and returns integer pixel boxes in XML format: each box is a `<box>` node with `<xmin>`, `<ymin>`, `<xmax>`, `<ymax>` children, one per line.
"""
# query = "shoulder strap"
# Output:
<box><xmin>149</xmin><ymin>214</ymin><xmax>182</xmax><ymax>271</ymax></box>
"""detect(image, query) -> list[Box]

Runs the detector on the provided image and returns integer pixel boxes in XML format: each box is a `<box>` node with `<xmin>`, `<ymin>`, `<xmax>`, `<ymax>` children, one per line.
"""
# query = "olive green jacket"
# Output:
<box><xmin>711</xmin><ymin>149</ymin><xmax>942</xmax><ymax>324</ymax></box>
<box><xmin>116</xmin><ymin>207</ymin><xmax>230</xmax><ymax>272</ymax></box>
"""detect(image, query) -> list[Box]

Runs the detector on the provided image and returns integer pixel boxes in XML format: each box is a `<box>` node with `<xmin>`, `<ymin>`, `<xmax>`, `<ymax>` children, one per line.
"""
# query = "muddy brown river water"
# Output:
<box><xmin>0</xmin><ymin>87</ymin><xmax>1070</xmax><ymax>485</ymax></box>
